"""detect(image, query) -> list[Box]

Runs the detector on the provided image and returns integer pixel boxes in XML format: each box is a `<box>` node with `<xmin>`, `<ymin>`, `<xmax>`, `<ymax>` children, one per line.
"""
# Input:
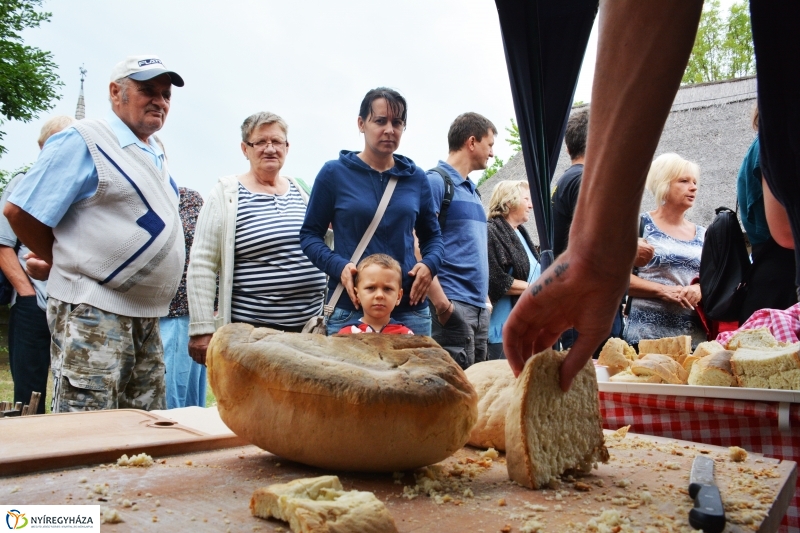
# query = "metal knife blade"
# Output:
<box><xmin>688</xmin><ymin>455</ymin><xmax>726</xmax><ymax>533</ymax></box>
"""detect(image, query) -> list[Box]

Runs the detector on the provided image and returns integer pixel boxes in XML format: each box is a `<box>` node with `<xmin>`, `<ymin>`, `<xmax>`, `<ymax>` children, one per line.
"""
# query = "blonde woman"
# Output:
<box><xmin>624</xmin><ymin>153</ymin><xmax>705</xmax><ymax>349</ymax></box>
<box><xmin>486</xmin><ymin>180</ymin><xmax>540</xmax><ymax>359</ymax></box>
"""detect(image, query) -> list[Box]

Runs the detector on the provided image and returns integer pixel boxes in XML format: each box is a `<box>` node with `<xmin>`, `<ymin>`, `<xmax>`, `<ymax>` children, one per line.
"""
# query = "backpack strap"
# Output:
<box><xmin>429</xmin><ymin>167</ymin><xmax>455</xmax><ymax>231</ymax></box>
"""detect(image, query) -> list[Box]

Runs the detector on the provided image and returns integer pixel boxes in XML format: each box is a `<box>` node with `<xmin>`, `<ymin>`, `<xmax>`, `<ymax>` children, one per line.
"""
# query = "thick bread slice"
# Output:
<box><xmin>687</xmin><ymin>350</ymin><xmax>736</xmax><ymax>387</ymax></box>
<box><xmin>465</xmin><ymin>360</ymin><xmax>515</xmax><ymax>451</ymax></box>
<box><xmin>682</xmin><ymin>355</ymin><xmax>700</xmax><ymax>374</ymax></box>
<box><xmin>208</xmin><ymin>323</ymin><xmax>478</xmax><ymax>472</ymax></box>
<box><xmin>637</xmin><ymin>336</ymin><xmax>692</xmax><ymax>358</ymax></box>
<box><xmin>608</xmin><ymin>370</ymin><xmax>662</xmax><ymax>384</ymax></box>
<box><xmin>597</xmin><ymin>338</ymin><xmax>638</xmax><ymax>373</ymax></box>
<box><xmin>726</xmin><ymin>328</ymin><xmax>779</xmax><ymax>351</ymax></box>
<box><xmin>731</xmin><ymin>343</ymin><xmax>800</xmax><ymax>388</ymax></box>
<box><xmin>505</xmin><ymin>350</ymin><xmax>609</xmax><ymax>489</ymax></box>
<box><xmin>250</xmin><ymin>475</ymin><xmax>398</xmax><ymax>533</ymax></box>
<box><xmin>630</xmin><ymin>354</ymin><xmax>688</xmax><ymax>384</ymax></box>
<box><xmin>693</xmin><ymin>341</ymin><xmax>725</xmax><ymax>359</ymax></box>
<box><xmin>768</xmin><ymin>369</ymin><xmax>800</xmax><ymax>391</ymax></box>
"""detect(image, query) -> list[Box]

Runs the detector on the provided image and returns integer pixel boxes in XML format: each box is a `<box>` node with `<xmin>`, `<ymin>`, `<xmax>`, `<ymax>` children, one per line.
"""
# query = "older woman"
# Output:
<box><xmin>624</xmin><ymin>153</ymin><xmax>705</xmax><ymax>349</ymax></box>
<box><xmin>486</xmin><ymin>180</ymin><xmax>540</xmax><ymax>360</ymax></box>
<box><xmin>187</xmin><ymin>112</ymin><xmax>327</xmax><ymax>364</ymax></box>
<box><xmin>299</xmin><ymin>87</ymin><xmax>443</xmax><ymax>335</ymax></box>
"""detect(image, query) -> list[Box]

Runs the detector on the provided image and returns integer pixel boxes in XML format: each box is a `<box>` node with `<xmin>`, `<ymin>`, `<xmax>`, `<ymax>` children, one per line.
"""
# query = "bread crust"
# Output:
<box><xmin>208</xmin><ymin>323</ymin><xmax>478</xmax><ymax>472</ymax></box>
<box><xmin>631</xmin><ymin>354</ymin><xmax>688</xmax><ymax>384</ymax></box>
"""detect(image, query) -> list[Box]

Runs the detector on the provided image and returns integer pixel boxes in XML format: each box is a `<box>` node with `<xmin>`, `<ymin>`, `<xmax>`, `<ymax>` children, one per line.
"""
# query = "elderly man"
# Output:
<box><xmin>4</xmin><ymin>55</ymin><xmax>186</xmax><ymax>412</ymax></box>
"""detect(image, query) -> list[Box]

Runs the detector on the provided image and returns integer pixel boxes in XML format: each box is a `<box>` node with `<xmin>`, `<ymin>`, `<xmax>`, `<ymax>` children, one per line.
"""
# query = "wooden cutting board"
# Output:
<box><xmin>0</xmin><ymin>409</ymin><xmax>248</xmax><ymax>476</ymax></box>
<box><xmin>0</xmin><ymin>430</ymin><xmax>794</xmax><ymax>532</ymax></box>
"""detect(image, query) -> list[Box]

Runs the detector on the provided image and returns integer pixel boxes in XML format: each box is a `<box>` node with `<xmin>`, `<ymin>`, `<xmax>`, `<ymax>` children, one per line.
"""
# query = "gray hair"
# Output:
<box><xmin>109</xmin><ymin>77</ymin><xmax>132</xmax><ymax>104</ymax></box>
<box><xmin>38</xmin><ymin>115</ymin><xmax>76</xmax><ymax>148</ymax></box>
<box><xmin>241</xmin><ymin>111</ymin><xmax>288</xmax><ymax>142</ymax></box>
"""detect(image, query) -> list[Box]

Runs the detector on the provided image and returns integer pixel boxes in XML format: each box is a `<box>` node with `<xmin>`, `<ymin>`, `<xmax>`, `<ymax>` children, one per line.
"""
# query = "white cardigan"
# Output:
<box><xmin>186</xmin><ymin>175</ymin><xmax>311</xmax><ymax>337</ymax></box>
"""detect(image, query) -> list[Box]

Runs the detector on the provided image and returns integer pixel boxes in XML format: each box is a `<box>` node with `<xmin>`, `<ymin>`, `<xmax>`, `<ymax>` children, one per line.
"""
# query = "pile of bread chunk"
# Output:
<box><xmin>598</xmin><ymin>329</ymin><xmax>800</xmax><ymax>390</ymax></box>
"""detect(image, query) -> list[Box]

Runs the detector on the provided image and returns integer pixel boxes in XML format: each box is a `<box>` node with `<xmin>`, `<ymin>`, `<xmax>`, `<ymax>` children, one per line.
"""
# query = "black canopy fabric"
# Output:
<box><xmin>495</xmin><ymin>0</ymin><xmax>598</xmax><ymax>270</ymax></box>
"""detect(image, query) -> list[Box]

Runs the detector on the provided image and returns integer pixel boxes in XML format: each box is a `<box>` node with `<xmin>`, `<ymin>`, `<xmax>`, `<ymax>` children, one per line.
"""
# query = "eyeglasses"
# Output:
<box><xmin>244</xmin><ymin>139</ymin><xmax>287</xmax><ymax>150</ymax></box>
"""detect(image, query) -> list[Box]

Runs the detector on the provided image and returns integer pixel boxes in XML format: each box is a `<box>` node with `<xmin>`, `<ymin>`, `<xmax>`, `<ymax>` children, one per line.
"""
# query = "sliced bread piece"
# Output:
<box><xmin>597</xmin><ymin>338</ymin><xmax>638</xmax><ymax>374</ymax></box>
<box><xmin>637</xmin><ymin>336</ymin><xmax>692</xmax><ymax>358</ymax></box>
<box><xmin>768</xmin><ymin>369</ymin><xmax>800</xmax><ymax>391</ymax></box>
<box><xmin>505</xmin><ymin>350</ymin><xmax>609</xmax><ymax>489</ymax></box>
<box><xmin>630</xmin><ymin>354</ymin><xmax>689</xmax><ymax>384</ymax></box>
<box><xmin>250</xmin><ymin>475</ymin><xmax>398</xmax><ymax>533</ymax></box>
<box><xmin>725</xmin><ymin>328</ymin><xmax>779</xmax><ymax>351</ymax></box>
<box><xmin>608</xmin><ymin>370</ymin><xmax>663</xmax><ymax>384</ymax></box>
<box><xmin>731</xmin><ymin>343</ymin><xmax>800</xmax><ymax>388</ymax></box>
<box><xmin>693</xmin><ymin>340</ymin><xmax>726</xmax><ymax>359</ymax></box>
<box><xmin>687</xmin><ymin>350</ymin><xmax>736</xmax><ymax>387</ymax></box>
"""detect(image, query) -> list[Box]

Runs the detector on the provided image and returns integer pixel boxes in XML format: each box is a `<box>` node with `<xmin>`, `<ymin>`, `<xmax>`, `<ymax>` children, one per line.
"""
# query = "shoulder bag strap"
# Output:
<box><xmin>324</xmin><ymin>177</ymin><xmax>398</xmax><ymax>317</ymax></box>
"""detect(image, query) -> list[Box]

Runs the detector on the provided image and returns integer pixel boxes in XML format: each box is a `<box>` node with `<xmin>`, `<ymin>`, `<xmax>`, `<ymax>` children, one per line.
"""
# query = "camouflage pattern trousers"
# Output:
<box><xmin>47</xmin><ymin>298</ymin><xmax>167</xmax><ymax>412</ymax></box>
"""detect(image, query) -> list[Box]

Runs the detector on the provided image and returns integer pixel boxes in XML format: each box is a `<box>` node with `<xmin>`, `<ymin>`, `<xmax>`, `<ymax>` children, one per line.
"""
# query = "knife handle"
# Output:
<box><xmin>689</xmin><ymin>484</ymin><xmax>726</xmax><ymax>533</ymax></box>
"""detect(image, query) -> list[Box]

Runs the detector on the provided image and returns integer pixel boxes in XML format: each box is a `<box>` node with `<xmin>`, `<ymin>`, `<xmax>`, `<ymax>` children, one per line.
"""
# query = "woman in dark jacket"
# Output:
<box><xmin>487</xmin><ymin>180</ymin><xmax>540</xmax><ymax>359</ymax></box>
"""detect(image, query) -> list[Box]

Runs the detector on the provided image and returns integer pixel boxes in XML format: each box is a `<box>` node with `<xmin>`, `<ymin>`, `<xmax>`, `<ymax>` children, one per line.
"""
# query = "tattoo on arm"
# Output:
<box><xmin>529</xmin><ymin>262</ymin><xmax>570</xmax><ymax>297</ymax></box>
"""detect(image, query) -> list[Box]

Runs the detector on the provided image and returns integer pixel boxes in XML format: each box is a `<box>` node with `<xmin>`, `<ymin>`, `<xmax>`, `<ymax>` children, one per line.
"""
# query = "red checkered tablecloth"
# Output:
<box><xmin>600</xmin><ymin>392</ymin><xmax>800</xmax><ymax>532</ymax></box>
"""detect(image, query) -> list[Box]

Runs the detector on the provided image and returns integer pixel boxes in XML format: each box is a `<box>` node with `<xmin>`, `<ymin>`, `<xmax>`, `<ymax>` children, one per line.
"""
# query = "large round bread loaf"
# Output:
<box><xmin>464</xmin><ymin>360</ymin><xmax>515</xmax><ymax>451</ymax></box>
<box><xmin>207</xmin><ymin>323</ymin><xmax>478</xmax><ymax>472</ymax></box>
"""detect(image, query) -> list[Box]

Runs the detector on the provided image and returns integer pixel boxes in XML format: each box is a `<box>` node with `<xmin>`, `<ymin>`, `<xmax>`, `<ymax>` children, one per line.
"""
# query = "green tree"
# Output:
<box><xmin>0</xmin><ymin>164</ymin><xmax>30</xmax><ymax>196</ymax></box>
<box><xmin>478</xmin><ymin>156</ymin><xmax>504</xmax><ymax>187</ymax></box>
<box><xmin>683</xmin><ymin>0</ymin><xmax>754</xmax><ymax>84</ymax></box>
<box><xmin>0</xmin><ymin>0</ymin><xmax>62</xmax><ymax>155</ymax></box>
<box><xmin>506</xmin><ymin>118</ymin><xmax>521</xmax><ymax>152</ymax></box>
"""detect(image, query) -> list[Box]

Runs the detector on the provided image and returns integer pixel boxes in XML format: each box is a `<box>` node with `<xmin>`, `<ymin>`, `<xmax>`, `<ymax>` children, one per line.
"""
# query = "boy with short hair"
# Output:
<box><xmin>338</xmin><ymin>254</ymin><xmax>414</xmax><ymax>335</ymax></box>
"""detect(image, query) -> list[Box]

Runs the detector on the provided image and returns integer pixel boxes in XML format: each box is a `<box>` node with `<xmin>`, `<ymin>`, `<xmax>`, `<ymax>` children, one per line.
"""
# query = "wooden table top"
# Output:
<box><xmin>0</xmin><ymin>429</ymin><xmax>795</xmax><ymax>533</ymax></box>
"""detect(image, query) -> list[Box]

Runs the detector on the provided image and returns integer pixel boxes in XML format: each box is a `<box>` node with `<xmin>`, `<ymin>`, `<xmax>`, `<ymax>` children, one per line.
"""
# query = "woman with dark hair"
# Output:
<box><xmin>300</xmin><ymin>88</ymin><xmax>443</xmax><ymax>335</ymax></box>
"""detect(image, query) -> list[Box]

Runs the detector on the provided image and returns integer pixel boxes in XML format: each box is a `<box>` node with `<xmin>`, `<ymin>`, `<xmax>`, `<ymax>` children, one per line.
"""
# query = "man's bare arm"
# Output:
<box><xmin>3</xmin><ymin>203</ymin><xmax>54</xmax><ymax>264</ymax></box>
<box><xmin>0</xmin><ymin>246</ymin><xmax>35</xmax><ymax>296</ymax></box>
<box><xmin>503</xmin><ymin>0</ymin><xmax>703</xmax><ymax>390</ymax></box>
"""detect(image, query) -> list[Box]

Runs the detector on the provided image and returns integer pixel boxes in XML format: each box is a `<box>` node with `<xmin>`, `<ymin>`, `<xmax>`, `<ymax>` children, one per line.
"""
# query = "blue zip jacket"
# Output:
<box><xmin>300</xmin><ymin>150</ymin><xmax>444</xmax><ymax>313</ymax></box>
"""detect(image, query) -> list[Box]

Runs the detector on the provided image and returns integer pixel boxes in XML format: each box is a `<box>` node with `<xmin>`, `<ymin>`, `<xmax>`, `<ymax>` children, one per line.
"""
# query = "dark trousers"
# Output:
<box><xmin>739</xmin><ymin>238</ymin><xmax>798</xmax><ymax>324</ymax></box>
<box><xmin>8</xmin><ymin>296</ymin><xmax>50</xmax><ymax>414</ymax></box>
<box><xmin>430</xmin><ymin>300</ymin><xmax>489</xmax><ymax>370</ymax></box>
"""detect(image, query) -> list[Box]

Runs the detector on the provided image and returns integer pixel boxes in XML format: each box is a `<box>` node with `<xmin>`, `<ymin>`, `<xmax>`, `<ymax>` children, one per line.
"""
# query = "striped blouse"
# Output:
<box><xmin>230</xmin><ymin>182</ymin><xmax>326</xmax><ymax>327</ymax></box>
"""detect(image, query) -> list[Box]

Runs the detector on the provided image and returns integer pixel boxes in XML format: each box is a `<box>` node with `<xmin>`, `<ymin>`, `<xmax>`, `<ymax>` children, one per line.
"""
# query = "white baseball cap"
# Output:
<box><xmin>109</xmin><ymin>55</ymin><xmax>184</xmax><ymax>87</ymax></box>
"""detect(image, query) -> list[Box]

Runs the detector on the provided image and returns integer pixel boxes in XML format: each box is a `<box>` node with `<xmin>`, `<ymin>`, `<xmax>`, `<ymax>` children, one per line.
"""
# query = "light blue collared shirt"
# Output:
<box><xmin>8</xmin><ymin>112</ymin><xmax>166</xmax><ymax>228</ymax></box>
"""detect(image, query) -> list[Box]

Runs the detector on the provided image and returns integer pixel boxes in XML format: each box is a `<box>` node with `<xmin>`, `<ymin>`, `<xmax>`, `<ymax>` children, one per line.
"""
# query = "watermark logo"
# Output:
<box><xmin>5</xmin><ymin>510</ymin><xmax>28</xmax><ymax>530</ymax></box>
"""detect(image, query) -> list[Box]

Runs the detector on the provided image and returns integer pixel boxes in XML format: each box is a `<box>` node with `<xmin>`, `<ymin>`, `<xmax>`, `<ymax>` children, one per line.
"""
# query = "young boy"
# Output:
<box><xmin>337</xmin><ymin>254</ymin><xmax>414</xmax><ymax>335</ymax></box>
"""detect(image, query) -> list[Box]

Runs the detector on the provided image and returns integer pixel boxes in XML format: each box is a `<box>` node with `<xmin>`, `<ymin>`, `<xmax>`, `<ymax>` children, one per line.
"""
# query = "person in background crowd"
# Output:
<box><xmin>299</xmin><ymin>87</ymin><xmax>443</xmax><ymax>336</ymax></box>
<box><xmin>0</xmin><ymin>115</ymin><xmax>75</xmax><ymax>414</ymax></box>
<box><xmin>486</xmin><ymin>180</ymin><xmax>539</xmax><ymax>360</ymax></box>
<box><xmin>623</xmin><ymin>153</ymin><xmax>705</xmax><ymax>349</ymax></box>
<box><xmin>736</xmin><ymin>106</ymin><xmax>797</xmax><ymax>323</ymax></box>
<box><xmin>161</xmin><ymin>187</ymin><xmax>207</xmax><ymax>408</ymax></box>
<box><xmin>4</xmin><ymin>55</ymin><xmax>186</xmax><ymax>412</ymax></box>
<box><xmin>187</xmin><ymin>112</ymin><xmax>326</xmax><ymax>365</ymax></box>
<box><xmin>426</xmin><ymin>112</ymin><xmax>495</xmax><ymax>370</ymax></box>
<box><xmin>337</xmin><ymin>254</ymin><xmax>413</xmax><ymax>335</ymax></box>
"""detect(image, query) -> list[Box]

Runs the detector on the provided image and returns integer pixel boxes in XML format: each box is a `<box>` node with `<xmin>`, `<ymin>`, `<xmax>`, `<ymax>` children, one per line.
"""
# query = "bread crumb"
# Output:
<box><xmin>100</xmin><ymin>507</ymin><xmax>123</xmax><ymax>524</ymax></box>
<box><xmin>521</xmin><ymin>517</ymin><xmax>546</xmax><ymax>533</ymax></box>
<box><xmin>730</xmin><ymin>446</ymin><xmax>748</xmax><ymax>462</ymax></box>
<box><xmin>155</xmin><ymin>500</ymin><xmax>161</xmax><ymax>507</ymax></box>
<box><xmin>117</xmin><ymin>453</ymin><xmax>154</xmax><ymax>467</ymax></box>
<box><xmin>122</xmin><ymin>499</ymin><xmax>132</xmax><ymax>508</ymax></box>
<box><xmin>664</xmin><ymin>462</ymin><xmax>680</xmax><ymax>470</ymax></box>
<box><xmin>463</xmin><ymin>488</ymin><xmax>474</xmax><ymax>498</ymax></box>
<box><xmin>500</xmin><ymin>525</ymin><xmax>512</xmax><ymax>533</ymax></box>
<box><xmin>185</xmin><ymin>460</ymin><xmax>193</xmax><ymax>466</ymax></box>
<box><xmin>151</xmin><ymin>516</ymin><xmax>158</xmax><ymax>523</ymax></box>
<box><xmin>78</xmin><ymin>477</ymin><xmax>87</xmax><ymax>484</ymax></box>
<box><xmin>614</xmin><ymin>479</ymin><xmax>630</xmax><ymax>488</ymax></box>
<box><xmin>498</xmin><ymin>498</ymin><xmax>507</xmax><ymax>507</ymax></box>
<box><xmin>480</xmin><ymin>447</ymin><xmax>499</xmax><ymax>460</ymax></box>
<box><xmin>93</xmin><ymin>484</ymin><xmax>109</xmax><ymax>496</ymax></box>
<box><xmin>574</xmin><ymin>482</ymin><xmax>592</xmax><ymax>492</ymax></box>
